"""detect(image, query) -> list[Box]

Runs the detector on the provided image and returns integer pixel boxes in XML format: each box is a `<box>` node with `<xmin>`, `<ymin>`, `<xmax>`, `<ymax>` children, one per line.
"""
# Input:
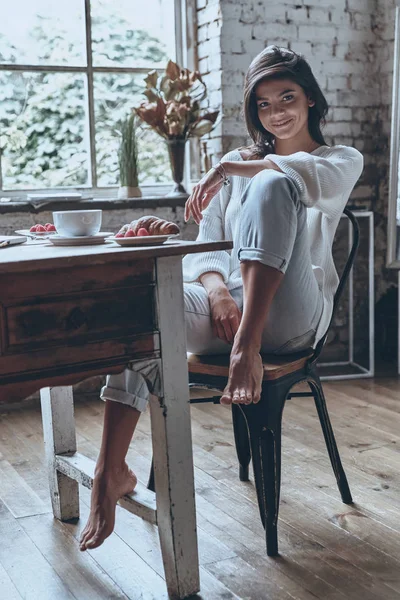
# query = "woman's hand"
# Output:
<box><xmin>184</xmin><ymin>167</ymin><xmax>224</xmax><ymax>224</ymax></box>
<box><xmin>208</xmin><ymin>288</ymin><xmax>242</xmax><ymax>345</ymax></box>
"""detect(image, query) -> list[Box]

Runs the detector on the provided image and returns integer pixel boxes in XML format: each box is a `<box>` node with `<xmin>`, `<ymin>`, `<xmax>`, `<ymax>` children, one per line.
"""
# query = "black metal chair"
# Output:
<box><xmin>148</xmin><ymin>207</ymin><xmax>359</xmax><ymax>557</ymax></box>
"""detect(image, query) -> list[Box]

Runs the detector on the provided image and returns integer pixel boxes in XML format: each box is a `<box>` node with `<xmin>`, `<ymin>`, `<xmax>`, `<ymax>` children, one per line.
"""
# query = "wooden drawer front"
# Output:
<box><xmin>4</xmin><ymin>285</ymin><xmax>155</xmax><ymax>352</ymax></box>
<box><xmin>0</xmin><ymin>259</ymin><xmax>155</xmax><ymax>302</ymax></box>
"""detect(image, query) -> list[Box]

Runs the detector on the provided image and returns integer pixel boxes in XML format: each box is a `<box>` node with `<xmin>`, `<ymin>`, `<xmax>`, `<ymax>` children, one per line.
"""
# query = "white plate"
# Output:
<box><xmin>48</xmin><ymin>232</ymin><xmax>114</xmax><ymax>246</ymax></box>
<box><xmin>0</xmin><ymin>235</ymin><xmax>27</xmax><ymax>247</ymax></box>
<box><xmin>109</xmin><ymin>234</ymin><xmax>179</xmax><ymax>247</ymax></box>
<box><xmin>16</xmin><ymin>228</ymin><xmax>57</xmax><ymax>238</ymax></box>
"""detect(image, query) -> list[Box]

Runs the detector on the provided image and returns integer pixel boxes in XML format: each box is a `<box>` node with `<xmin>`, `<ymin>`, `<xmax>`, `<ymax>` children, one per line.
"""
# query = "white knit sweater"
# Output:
<box><xmin>182</xmin><ymin>145</ymin><xmax>364</xmax><ymax>346</ymax></box>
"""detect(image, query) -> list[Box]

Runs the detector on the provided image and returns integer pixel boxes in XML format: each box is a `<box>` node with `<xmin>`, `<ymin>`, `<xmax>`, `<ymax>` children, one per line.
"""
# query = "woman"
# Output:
<box><xmin>79</xmin><ymin>45</ymin><xmax>363</xmax><ymax>551</ymax></box>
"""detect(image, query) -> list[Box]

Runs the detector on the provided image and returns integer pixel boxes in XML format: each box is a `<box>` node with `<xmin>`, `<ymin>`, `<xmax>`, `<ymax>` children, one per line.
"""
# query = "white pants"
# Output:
<box><xmin>100</xmin><ymin>171</ymin><xmax>324</xmax><ymax>412</ymax></box>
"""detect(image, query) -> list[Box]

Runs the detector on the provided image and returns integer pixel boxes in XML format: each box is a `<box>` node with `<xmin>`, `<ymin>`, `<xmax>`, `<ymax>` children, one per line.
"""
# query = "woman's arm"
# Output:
<box><xmin>222</xmin><ymin>159</ymin><xmax>282</xmax><ymax>178</ymax></box>
<box><xmin>200</xmin><ymin>272</ymin><xmax>242</xmax><ymax>344</ymax></box>
<box><xmin>182</xmin><ymin>188</ymin><xmax>231</xmax><ymax>285</ymax></box>
<box><xmin>185</xmin><ymin>157</ymin><xmax>283</xmax><ymax>224</ymax></box>
<box><xmin>199</xmin><ymin>271</ymin><xmax>230</xmax><ymax>297</ymax></box>
<box><xmin>199</xmin><ymin>271</ymin><xmax>227</xmax><ymax>293</ymax></box>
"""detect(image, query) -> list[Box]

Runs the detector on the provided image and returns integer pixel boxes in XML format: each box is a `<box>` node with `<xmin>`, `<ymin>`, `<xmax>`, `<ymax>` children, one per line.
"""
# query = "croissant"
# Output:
<box><xmin>116</xmin><ymin>223</ymin><xmax>130</xmax><ymax>236</ymax></box>
<box><xmin>129</xmin><ymin>215</ymin><xmax>180</xmax><ymax>236</ymax></box>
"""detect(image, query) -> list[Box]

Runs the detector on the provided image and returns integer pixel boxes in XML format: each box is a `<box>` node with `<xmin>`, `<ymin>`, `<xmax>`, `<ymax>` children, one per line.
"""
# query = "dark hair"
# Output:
<box><xmin>241</xmin><ymin>45</ymin><xmax>328</xmax><ymax>159</ymax></box>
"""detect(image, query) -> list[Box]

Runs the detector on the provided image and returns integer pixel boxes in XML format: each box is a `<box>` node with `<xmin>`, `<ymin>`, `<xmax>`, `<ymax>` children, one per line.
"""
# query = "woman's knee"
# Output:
<box><xmin>242</xmin><ymin>170</ymin><xmax>299</xmax><ymax>213</ymax></box>
<box><xmin>252</xmin><ymin>169</ymin><xmax>293</xmax><ymax>190</ymax></box>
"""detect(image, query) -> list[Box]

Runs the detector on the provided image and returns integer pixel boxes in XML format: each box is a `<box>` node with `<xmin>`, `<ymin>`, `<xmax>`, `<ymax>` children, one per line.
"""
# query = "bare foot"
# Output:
<box><xmin>220</xmin><ymin>346</ymin><xmax>263</xmax><ymax>405</ymax></box>
<box><xmin>79</xmin><ymin>463</ymin><xmax>137</xmax><ymax>551</ymax></box>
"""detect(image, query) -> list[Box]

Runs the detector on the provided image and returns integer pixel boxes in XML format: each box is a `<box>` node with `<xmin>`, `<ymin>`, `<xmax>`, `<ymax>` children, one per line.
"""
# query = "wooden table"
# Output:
<box><xmin>0</xmin><ymin>238</ymin><xmax>232</xmax><ymax>599</ymax></box>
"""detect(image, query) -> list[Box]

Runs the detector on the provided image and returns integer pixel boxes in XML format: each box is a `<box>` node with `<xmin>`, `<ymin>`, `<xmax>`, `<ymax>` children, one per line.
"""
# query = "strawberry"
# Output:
<box><xmin>124</xmin><ymin>229</ymin><xmax>136</xmax><ymax>237</ymax></box>
<box><xmin>115</xmin><ymin>232</ymin><xmax>125</xmax><ymax>238</ymax></box>
<box><xmin>137</xmin><ymin>228</ymin><xmax>149</xmax><ymax>237</ymax></box>
<box><xmin>30</xmin><ymin>225</ymin><xmax>38</xmax><ymax>232</ymax></box>
<box><xmin>36</xmin><ymin>224</ymin><xmax>46</xmax><ymax>232</ymax></box>
<box><xmin>48</xmin><ymin>224</ymin><xmax>57</xmax><ymax>231</ymax></box>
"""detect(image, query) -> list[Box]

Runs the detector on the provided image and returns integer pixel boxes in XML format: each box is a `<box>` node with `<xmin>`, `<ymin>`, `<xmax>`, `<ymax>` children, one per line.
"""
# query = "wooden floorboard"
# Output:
<box><xmin>0</xmin><ymin>377</ymin><xmax>400</xmax><ymax>599</ymax></box>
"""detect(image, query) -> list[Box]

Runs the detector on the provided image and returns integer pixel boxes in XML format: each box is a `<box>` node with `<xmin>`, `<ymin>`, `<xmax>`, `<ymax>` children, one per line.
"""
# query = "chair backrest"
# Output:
<box><xmin>307</xmin><ymin>207</ymin><xmax>360</xmax><ymax>370</ymax></box>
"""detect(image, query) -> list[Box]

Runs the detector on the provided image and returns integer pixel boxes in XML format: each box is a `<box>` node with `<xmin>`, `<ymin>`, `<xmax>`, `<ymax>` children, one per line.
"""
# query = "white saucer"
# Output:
<box><xmin>109</xmin><ymin>234</ymin><xmax>179</xmax><ymax>247</ymax></box>
<box><xmin>48</xmin><ymin>232</ymin><xmax>114</xmax><ymax>246</ymax></box>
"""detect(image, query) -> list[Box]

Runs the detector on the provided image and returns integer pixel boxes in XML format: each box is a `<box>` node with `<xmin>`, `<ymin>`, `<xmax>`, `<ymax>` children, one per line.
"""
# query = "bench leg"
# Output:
<box><xmin>40</xmin><ymin>386</ymin><xmax>79</xmax><ymax>521</ymax></box>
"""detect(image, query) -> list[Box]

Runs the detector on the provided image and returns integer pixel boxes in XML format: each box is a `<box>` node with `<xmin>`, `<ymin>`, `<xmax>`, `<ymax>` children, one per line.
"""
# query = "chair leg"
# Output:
<box><xmin>148</xmin><ymin>458</ymin><xmax>155</xmax><ymax>492</ymax></box>
<box><xmin>243</xmin><ymin>386</ymin><xmax>286</xmax><ymax>557</ymax></box>
<box><xmin>232</xmin><ymin>403</ymin><xmax>251</xmax><ymax>481</ymax></box>
<box><xmin>309</xmin><ymin>379</ymin><xmax>353</xmax><ymax>504</ymax></box>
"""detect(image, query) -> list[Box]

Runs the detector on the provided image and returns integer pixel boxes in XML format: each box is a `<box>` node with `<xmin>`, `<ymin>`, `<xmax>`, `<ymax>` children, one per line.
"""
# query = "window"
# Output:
<box><xmin>0</xmin><ymin>0</ymin><xmax>189</xmax><ymax>195</ymax></box>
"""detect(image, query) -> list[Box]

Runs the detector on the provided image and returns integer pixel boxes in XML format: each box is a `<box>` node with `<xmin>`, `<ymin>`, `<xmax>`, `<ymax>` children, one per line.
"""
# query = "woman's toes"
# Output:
<box><xmin>80</xmin><ymin>529</ymin><xmax>88</xmax><ymax>543</ymax></box>
<box><xmin>81</xmin><ymin>522</ymin><xmax>110</xmax><ymax>550</ymax></box>
<box><xmin>238</xmin><ymin>388</ymin><xmax>247</xmax><ymax>403</ymax></box>
<box><xmin>79</xmin><ymin>535</ymin><xmax>90</xmax><ymax>551</ymax></box>
<box><xmin>220</xmin><ymin>391</ymin><xmax>232</xmax><ymax>405</ymax></box>
<box><xmin>85</xmin><ymin>533</ymin><xmax>103</xmax><ymax>550</ymax></box>
<box><xmin>232</xmin><ymin>391</ymin><xmax>240</xmax><ymax>403</ymax></box>
<box><xmin>79</xmin><ymin>529</ymin><xmax>91</xmax><ymax>549</ymax></box>
<box><xmin>80</xmin><ymin>524</ymin><xmax>96</xmax><ymax>548</ymax></box>
<box><xmin>79</xmin><ymin>531</ymin><xmax>87</xmax><ymax>544</ymax></box>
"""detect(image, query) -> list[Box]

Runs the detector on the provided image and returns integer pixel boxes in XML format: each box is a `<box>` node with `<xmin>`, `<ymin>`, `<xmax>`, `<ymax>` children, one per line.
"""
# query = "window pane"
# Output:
<box><xmin>94</xmin><ymin>73</ymin><xmax>170</xmax><ymax>187</ymax></box>
<box><xmin>0</xmin><ymin>0</ymin><xmax>86</xmax><ymax>66</ymax></box>
<box><xmin>91</xmin><ymin>0</ymin><xmax>174</xmax><ymax>68</ymax></box>
<box><xmin>0</xmin><ymin>71</ymin><xmax>90</xmax><ymax>190</ymax></box>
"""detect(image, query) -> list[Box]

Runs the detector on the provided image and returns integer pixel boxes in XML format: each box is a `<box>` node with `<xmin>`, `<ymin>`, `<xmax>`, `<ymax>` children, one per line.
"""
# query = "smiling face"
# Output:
<box><xmin>254</xmin><ymin>78</ymin><xmax>315</xmax><ymax>143</ymax></box>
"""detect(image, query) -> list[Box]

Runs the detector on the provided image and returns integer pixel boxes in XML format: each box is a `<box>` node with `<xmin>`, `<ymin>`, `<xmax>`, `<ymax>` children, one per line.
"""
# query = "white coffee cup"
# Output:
<box><xmin>52</xmin><ymin>210</ymin><xmax>102</xmax><ymax>237</ymax></box>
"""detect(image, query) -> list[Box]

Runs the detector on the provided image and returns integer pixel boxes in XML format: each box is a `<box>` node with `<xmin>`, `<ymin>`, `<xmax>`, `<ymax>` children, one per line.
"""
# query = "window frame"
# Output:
<box><xmin>0</xmin><ymin>0</ymin><xmax>198</xmax><ymax>197</ymax></box>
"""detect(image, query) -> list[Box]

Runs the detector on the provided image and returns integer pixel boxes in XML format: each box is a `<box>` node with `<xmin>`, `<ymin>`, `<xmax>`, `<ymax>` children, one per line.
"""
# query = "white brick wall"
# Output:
<box><xmin>198</xmin><ymin>0</ymin><xmax>384</xmax><ymax>153</ymax></box>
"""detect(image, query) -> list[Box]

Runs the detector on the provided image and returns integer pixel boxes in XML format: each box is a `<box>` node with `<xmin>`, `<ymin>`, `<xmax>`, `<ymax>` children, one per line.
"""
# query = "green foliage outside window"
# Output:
<box><xmin>0</xmin><ymin>3</ymin><xmax>172</xmax><ymax>190</ymax></box>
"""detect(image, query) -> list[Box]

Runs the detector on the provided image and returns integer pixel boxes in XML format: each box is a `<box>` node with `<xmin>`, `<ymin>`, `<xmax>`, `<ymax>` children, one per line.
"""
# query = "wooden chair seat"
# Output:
<box><xmin>187</xmin><ymin>349</ymin><xmax>314</xmax><ymax>381</ymax></box>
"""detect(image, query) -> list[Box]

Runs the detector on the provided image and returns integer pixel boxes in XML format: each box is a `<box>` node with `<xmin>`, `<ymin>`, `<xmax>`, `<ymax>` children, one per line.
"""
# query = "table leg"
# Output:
<box><xmin>150</xmin><ymin>255</ymin><xmax>200</xmax><ymax>599</ymax></box>
<box><xmin>40</xmin><ymin>386</ymin><xmax>79</xmax><ymax>520</ymax></box>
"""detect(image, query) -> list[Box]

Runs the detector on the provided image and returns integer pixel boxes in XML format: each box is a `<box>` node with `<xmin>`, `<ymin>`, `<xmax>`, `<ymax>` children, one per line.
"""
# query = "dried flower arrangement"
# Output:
<box><xmin>134</xmin><ymin>60</ymin><xmax>219</xmax><ymax>141</ymax></box>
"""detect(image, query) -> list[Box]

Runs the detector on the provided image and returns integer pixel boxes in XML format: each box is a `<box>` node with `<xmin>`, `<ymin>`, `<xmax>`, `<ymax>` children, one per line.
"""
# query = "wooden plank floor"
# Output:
<box><xmin>1</xmin><ymin>377</ymin><xmax>400</xmax><ymax>599</ymax></box>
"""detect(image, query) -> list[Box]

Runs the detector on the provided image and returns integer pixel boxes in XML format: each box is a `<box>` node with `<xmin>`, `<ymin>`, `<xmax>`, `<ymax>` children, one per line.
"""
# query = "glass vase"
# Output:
<box><xmin>165</xmin><ymin>137</ymin><xmax>188</xmax><ymax>196</ymax></box>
